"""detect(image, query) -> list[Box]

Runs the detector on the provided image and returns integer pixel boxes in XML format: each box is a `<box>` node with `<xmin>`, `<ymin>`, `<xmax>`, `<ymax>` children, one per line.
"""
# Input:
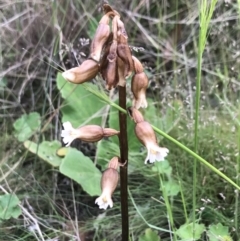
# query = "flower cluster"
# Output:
<box><xmin>61</xmin><ymin>4</ymin><xmax>148</xmax><ymax>110</ymax></box>
<box><xmin>60</xmin><ymin>4</ymin><xmax>169</xmax><ymax>210</ymax></box>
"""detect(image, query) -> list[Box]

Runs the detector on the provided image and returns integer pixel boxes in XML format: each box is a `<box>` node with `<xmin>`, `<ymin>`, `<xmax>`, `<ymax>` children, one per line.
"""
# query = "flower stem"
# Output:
<box><xmin>118</xmin><ymin>85</ymin><xmax>129</xmax><ymax>241</ymax></box>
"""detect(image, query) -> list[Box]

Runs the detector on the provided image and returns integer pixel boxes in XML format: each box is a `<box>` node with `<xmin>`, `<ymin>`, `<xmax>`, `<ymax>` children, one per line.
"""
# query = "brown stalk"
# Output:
<box><xmin>118</xmin><ymin>85</ymin><xmax>129</xmax><ymax>241</ymax></box>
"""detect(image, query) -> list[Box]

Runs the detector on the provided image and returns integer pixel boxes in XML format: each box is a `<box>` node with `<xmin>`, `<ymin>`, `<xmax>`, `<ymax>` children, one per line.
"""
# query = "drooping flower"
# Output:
<box><xmin>131</xmin><ymin>56</ymin><xmax>149</xmax><ymax>109</ymax></box>
<box><xmin>61</xmin><ymin>121</ymin><xmax>119</xmax><ymax>147</ymax></box>
<box><xmin>61</xmin><ymin>122</ymin><xmax>82</xmax><ymax>147</ymax></box>
<box><xmin>144</xmin><ymin>142</ymin><xmax>169</xmax><ymax>164</ymax></box>
<box><xmin>62</xmin><ymin>59</ymin><xmax>99</xmax><ymax>84</ymax></box>
<box><xmin>130</xmin><ymin>108</ymin><xmax>169</xmax><ymax>164</ymax></box>
<box><xmin>95</xmin><ymin>159</ymin><xmax>119</xmax><ymax>210</ymax></box>
<box><xmin>90</xmin><ymin>11</ymin><xmax>116</xmax><ymax>62</ymax></box>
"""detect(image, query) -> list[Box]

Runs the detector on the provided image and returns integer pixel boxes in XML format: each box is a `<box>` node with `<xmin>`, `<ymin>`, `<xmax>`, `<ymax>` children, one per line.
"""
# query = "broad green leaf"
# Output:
<box><xmin>24</xmin><ymin>140</ymin><xmax>62</xmax><ymax>167</ymax></box>
<box><xmin>176</xmin><ymin>222</ymin><xmax>205</xmax><ymax>240</ymax></box>
<box><xmin>207</xmin><ymin>223</ymin><xmax>231</xmax><ymax>241</ymax></box>
<box><xmin>56</xmin><ymin>73</ymin><xmax>106</xmax><ymax>126</ymax></box>
<box><xmin>160</xmin><ymin>179</ymin><xmax>180</xmax><ymax>197</ymax></box>
<box><xmin>138</xmin><ymin>228</ymin><xmax>160</xmax><ymax>241</ymax></box>
<box><xmin>60</xmin><ymin>148</ymin><xmax>101</xmax><ymax>196</ymax></box>
<box><xmin>13</xmin><ymin>112</ymin><xmax>41</xmax><ymax>142</ymax></box>
<box><xmin>0</xmin><ymin>194</ymin><xmax>21</xmax><ymax>220</ymax></box>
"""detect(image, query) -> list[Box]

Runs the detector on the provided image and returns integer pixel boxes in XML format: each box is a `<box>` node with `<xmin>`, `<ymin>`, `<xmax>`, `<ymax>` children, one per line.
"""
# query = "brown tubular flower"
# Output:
<box><xmin>62</xmin><ymin>59</ymin><xmax>99</xmax><ymax>84</ymax></box>
<box><xmin>128</xmin><ymin>107</ymin><xmax>145</xmax><ymax>123</ymax></box>
<box><xmin>95</xmin><ymin>156</ymin><xmax>119</xmax><ymax>210</ymax></box>
<box><xmin>95</xmin><ymin>167</ymin><xmax>119</xmax><ymax>209</ymax></box>
<box><xmin>131</xmin><ymin>56</ymin><xmax>149</xmax><ymax>109</ymax></box>
<box><xmin>61</xmin><ymin>122</ymin><xmax>119</xmax><ymax>146</ymax></box>
<box><xmin>116</xmin><ymin>19</ymin><xmax>134</xmax><ymax>78</ymax></box>
<box><xmin>130</xmin><ymin>107</ymin><xmax>169</xmax><ymax>164</ymax></box>
<box><xmin>105</xmin><ymin>40</ymin><xmax>118</xmax><ymax>90</ymax></box>
<box><xmin>135</xmin><ymin>120</ymin><xmax>169</xmax><ymax>164</ymax></box>
<box><xmin>90</xmin><ymin>12</ymin><xmax>114</xmax><ymax>62</ymax></box>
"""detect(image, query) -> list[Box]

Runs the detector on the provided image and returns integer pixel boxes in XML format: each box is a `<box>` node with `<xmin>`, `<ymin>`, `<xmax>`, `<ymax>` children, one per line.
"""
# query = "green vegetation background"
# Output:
<box><xmin>1</xmin><ymin>0</ymin><xmax>240</xmax><ymax>240</ymax></box>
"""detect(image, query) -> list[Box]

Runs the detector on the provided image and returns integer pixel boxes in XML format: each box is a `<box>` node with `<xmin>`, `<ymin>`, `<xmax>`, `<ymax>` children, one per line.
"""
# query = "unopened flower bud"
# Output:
<box><xmin>95</xmin><ymin>167</ymin><xmax>119</xmax><ymax>210</ymax></box>
<box><xmin>135</xmin><ymin>120</ymin><xmax>169</xmax><ymax>164</ymax></box>
<box><xmin>131</xmin><ymin>56</ymin><xmax>149</xmax><ymax>109</ymax></box>
<box><xmin>90</xmin><ymin>12</ymin><xmax>113</xmax><ymax>62</ymax></box>
<box><xmin>117</xmin><ymin>29</ymin><xmax>133</xmax><ymax>78</ymax></box>
<box><xmin>105</xmin><ymin>41</ymin><xmax>118</xmax><ymax>90</ymax></box>
<box><xmin>62</xmin><ymin>59</ymin><xmax>99</xmax><ymax>84</ymax></box>
<box><xmin>103</xmin><ymin>3</ymin><xmax>120</xmax><ymax>16</ymax></box>
<box><xmin>61</xmin><ymin>122</ymin><xmax>119</xmax><ymax>146</ymax></box>
<box><xmin>128</xmin><ymin>107</ymin><xmax>145</xmax><ymax>123</ymax></box>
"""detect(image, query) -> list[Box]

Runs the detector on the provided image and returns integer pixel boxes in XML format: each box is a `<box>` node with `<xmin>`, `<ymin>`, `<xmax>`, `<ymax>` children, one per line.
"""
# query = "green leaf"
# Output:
<box><xmin>24</xmin><ymin>140</ymin><xmax>62</xmax><ymax>167</ymax></box>
<box><xmin>138</xmin><ymin>228</ymin><xmax>160</xmax><ymax>241</ymax></box>
<box><xmin>95</xmin><ymin>140</ymin><xmax>120</xmax><ymax>168</ymax></box>
<box><xmin>60</xmin><ymin>148</ymin><xmax>101</xmax><ymax>196</ymax></box>
<box><xmin>13</xmin><ymin>112</ymin><xmax>41</xmax><ymax>142</ymax></box>
<box><xmin>152</xmin><ymin>160</ymin><xmax>172</xmax><ymax>177</ymax></box>
<box><xmin>0</xmin><ymin>194</ymin><xmax>21</xmax><ymax>220</ymax></box>
<box><xmin>176</xmin><ymin>222</ymin><xmax>205</xmax><ymax>241</ymax></box>
<box><xmin>207</xmin><ymin>223</ymin><xmax>231</xmax><ymax>241</ymax></box>
<box><xmin>160</xmin><ymin>179</ymin><xmax>180</xmax><ymax>197</ymax></box>
<box><xmin>56</xmin><ymin>72</ymin><xmax>106</xmax><ymax>126</ymax></box>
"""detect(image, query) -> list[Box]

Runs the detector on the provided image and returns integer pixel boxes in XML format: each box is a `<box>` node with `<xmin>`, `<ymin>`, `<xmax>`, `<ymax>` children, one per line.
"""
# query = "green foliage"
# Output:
<box><xmin>207</xmin><ymin>223</ymin><xmax>232</xmax><ymax>241</ymax></box>
<box><xmin>152</xmin><ymin>160</ymin><xmax>172</xmax><ymax>177</ymax></box>
<box><xmin>138</xmin><ymin>228</ymin><xmax>161</xmax><ymax>241</ymax></box>
<box><xmin>176</xmin><ymin>222</ymin><xmax>205</xmax><ymax>241</ymax></box>
<box><xmin>160</xmin><ymin>179</ymin><xmax>180</xmax><ymax>197</ymax></box>
<box><xmin>144</xmin><ymin>99</ymin><xmax>182</xmax><ymax>136</ymax></box>
<box><xmin>24</xmin><ymin>139</ymin><xmax>101</xmax><ymax>196</ymax></box>
<box><xmin>96</xmin><ymin>140</ymin><xmax>120</xmax><ymax>168</ymax></box>
<box><xmin>0</xmin><ymin>194</ymin><xmax>21</xmax><ymax>220</ymax></box>
<box><xmin>24</xmin><ymin>140</ymin><xmax>62</xmax><ymax>167</ymax></box>
<box><xmin>56</xmin><ymin>73</ymin><xmax>106</xmax><ymax>126</ymax></box>
<box><xmin>13</xmin><ymin>112</ymin><xmax>41</xmax><ymax>142</ymax></box>
<box><xmin>59</xmin><ymin>148</ymin><xmax>101</xmax><ymax>196</ymax></box>
<box><xmin>152</xmin><ymin>161</ymin><xmax>180</xmax><ymax>196</ymax></box>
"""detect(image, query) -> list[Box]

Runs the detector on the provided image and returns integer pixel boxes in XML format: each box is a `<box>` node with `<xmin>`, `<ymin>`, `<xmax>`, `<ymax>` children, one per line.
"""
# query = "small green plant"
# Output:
<box><xmin>0</xmin><ymin>194</ymin><xmax>21</xmax><ymax>220</ymax></box>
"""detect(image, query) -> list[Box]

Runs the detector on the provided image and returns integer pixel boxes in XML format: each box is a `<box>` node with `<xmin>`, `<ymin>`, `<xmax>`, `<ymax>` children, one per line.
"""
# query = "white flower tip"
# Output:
<box><xmin>62</xmin><ymin>121</ymin><xmax>73</xmax><ymax>130</ymax></box>
<box><xmin>62</xmin><ymin>71</ymin><xmax>76</xmax><ymax>82</ymax></box>
<box><xmin>156</xmin><ymin>147</ymin><xmax>169</xmax><ymax>161</ymax></box>
<box><xmin>61</xmin><ymin>121</ymin><xmax>78</xmax><ymax>146</ymax></box>
<box><xmin>133</xmin><ymin>96</ymin><xmax>148</xmax><ymax>109</ymax></box>
<box><xmin>95</xmin><ymin>195</ymin><xmax>113</xmax><ymax>210</ymax></box>
<box><xmin>145</xmin><ymin>145</ymin><xmax>169</xmax><ymax>164</ymax></box>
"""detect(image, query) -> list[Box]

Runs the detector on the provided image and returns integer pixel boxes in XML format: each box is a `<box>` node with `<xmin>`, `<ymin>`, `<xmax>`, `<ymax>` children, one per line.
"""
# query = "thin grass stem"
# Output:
<box><xmin>194</xmin><ymin>1</ymin><xmax>218</xmax><ymax>236</ymax></box>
